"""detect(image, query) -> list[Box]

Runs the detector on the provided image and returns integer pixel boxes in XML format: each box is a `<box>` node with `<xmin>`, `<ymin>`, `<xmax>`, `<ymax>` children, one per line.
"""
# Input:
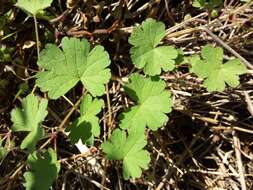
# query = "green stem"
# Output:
<box><xmin>33</xmin><ymin>15</ymin><xmax>40</xmax><ymax>57</ymax></box>
<box><xmin>32</xmin><ymin>15</ymin><xmax>40</xmax><ymax>94</ymax></box>
<box><xmin>105</xmin><ymin>84</ymin><xmax>112</xmax><ymax>138</ymax></box>
<box><xmin>58</xmin><ymin>92</ymin><xmax>86</xmax><ymax>131</ymax></box>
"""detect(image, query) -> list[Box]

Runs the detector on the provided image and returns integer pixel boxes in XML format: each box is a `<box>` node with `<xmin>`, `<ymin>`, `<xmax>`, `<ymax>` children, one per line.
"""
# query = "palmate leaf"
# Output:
<box><xmin>23</xmin><ymin>148</ymin><xmax>60</xmax><ymax>190</ymax></box>
<box><xmin>11</xmin><ymin>94</ymin><xmax>48</xmax><ymax>152</ymax></box>
<box><xmin>36</xmin><ymin>37</ymin><xmax>111</xmax><ymax>99</ymax></box>
<box><xmin>102</xmin><ymin>129</ymin><xmax>150</xmax><ymax>180</ymax></box>
<box><xmin>66</xmin><ymin>94</ymin><xmax>104</xmax><ymax>145</ymax></box>
<box><xmin>119</xmin><ymin>74</ymin><xmax>172</xmax><ymax>132</ymax></box>
<box><xmin>129</xmin><ymin>18</ymin><xmax>178</xmax><ymax>76</ymax></box>
<box><xmin>190</xmin><ymin>45</ymin><xmax>247</xmax><ymax>92</ymax></box>
<box><xmin>15</xmin><ymin>0</ymin><xmax>53</xmax><ymax>16</ymax></box>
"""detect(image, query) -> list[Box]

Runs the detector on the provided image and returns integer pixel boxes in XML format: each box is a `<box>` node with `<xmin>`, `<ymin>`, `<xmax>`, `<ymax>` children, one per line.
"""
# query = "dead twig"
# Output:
<box><xmin>243</xmin><ymin>91</ymin><xmax>253</xmax><ymax>116</ymax></box>
<box><xmin>200</xmin><ymin>26</ymin><xmax>253</xmax><ymax>70</ymax></box>
<box><xmin>233</xmin><ymin>131</ymin><xmax>247</xmax><ymax>190</ymax></box>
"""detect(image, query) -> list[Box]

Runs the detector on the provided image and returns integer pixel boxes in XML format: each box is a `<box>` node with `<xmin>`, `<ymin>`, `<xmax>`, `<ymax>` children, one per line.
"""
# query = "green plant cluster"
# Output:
<box><xmin>192</xmin><ymin>0</ymin><xmax>222</xmax><ymax>9</ymax></box>
<box><xmin>3</xmin><ymin>0</ymin><xmax>247</xmax><ymax>189</ymax></box>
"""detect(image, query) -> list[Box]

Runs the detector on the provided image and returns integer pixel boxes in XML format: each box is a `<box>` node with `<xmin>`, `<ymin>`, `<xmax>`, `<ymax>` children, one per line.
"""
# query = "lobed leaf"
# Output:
<box><xmin>190</xmin><ymin>45</ymin><xmax>247</xmax><ymax>92</ymax></box>
<box><xmin>119</xmin><ymin>74</ymin><xmax>172</xmax><ymax>132</ymax></box>
<box><xmin>102</xmin><ymin>129</ymin><xmax>150</xmax><ymax>179</ymax></box>
<box><xmin>66</xmin><ymin>94</ymin><xmax>104</xmax><ymax>145</ymax></box>
<box><xmin>129</xmin><ymin>18</ymin><xmax>178</xmax><ymax>76</ymax></box>
<box><xmin>36</xmin><ymin>37</ymin><xmax>111</xmax><ymax>99</ymax></box>
<box><xmin>15</xmin><ymin>0</ymin><xmax>53</xmax><ymax>16</ymax></box>
<box><xmin>23</xmin><ymin>148</ymin><xmax>60</xmax><ymax>190</ymax></box>
<box><xmin>11</xmin><ymin>94</ymin><xmax>48</xmax><ymax>152</ymax></box>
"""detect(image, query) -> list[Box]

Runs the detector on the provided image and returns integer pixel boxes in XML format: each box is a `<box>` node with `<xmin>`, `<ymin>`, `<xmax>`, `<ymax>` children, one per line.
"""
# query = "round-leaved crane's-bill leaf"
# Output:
<box><xmin>102</xmin><ymin>129</ymin><xmax>150</xmax><ymax>180</ymax></box>
<box><xmin>23</xmin><ymin>148</ymin><xmax>60</xmax><ymax>190</ymax></box>
<box><xmin>15</xmin><ymin>0</ymin><xmax>53</xmax><ymax>16</ymax></box>
<box><xmin>11</xmin><ymin>94</ymin><xmax>48</xmax><ymax>152</ymax></box>
<box><xmin>36</xmin><ymin>37</ymin><xmax>111</xmax><ymax>99</ymax></box>
<box><xmin>119</xmin><ymin>74</ymin><xmax>173</xmax><ymax>132</ymax></box>
<box><xmin>66</xmin><ymin>94</ymin><xmax>104</xmax><ymax>145</ymax></box>
<box><xmin>129</xmin><ymin>18</ymin><xmax>178</xmax><ymax>76</ymax></box>
<box><xmin>190</xmin><ymin>45</ymin><xmax>247</xmax><ymax>92</ymax></box>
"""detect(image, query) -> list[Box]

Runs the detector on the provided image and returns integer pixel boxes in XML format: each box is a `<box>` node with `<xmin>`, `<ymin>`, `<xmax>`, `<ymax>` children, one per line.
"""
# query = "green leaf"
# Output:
<box><xmin>23</xmin><ymin>148</ymin><xmax>60</xmax><ymax>190</ymax></box>
<box><xmin>192</xmin><ymin>0</ymin><xmax>205</xmax><ymax>8</ymax></box>
<box><xmin>66</xmin><ymin>94</ymin><xmax>104</xmax><ymax>145</ymax></box>
<box><xmin>190</xmin><ymin>45</ymin><xmax>247</xmax><ymax>92</ymax></box>
<box><xmin>189</xmin><ymin>54</ymin><xmax>202</xmax><ymax>74</ymax></box>
<box><xmin>119</xmin><ymin>74</ymin><xmax>172</xmax><ymax>132</ymax></box>
<box><xmin>15</xmin><ymin>0</ymin><xmax>53</xmax><ymax>16</ymax></box>
<box><xmin>192</xmin><ymin>0</ymin><xmax>222</xmax><ymax>9</ymax></box>
<box><xmin>11</xmin><ymin>94</ymin><xmax>48</xmax><ymax>152</ymax></box>
<box><xmin>102</xmin><ymin>129</ymin><xmax>150</xmax><ymax>180</ymax></box>
<box><xmin>129</xmin><ymin>18</ymin><xmax>178</xmax><ymax>76</ymax></box>
<box><xmin>36</xmin><ymin>37</ymin><xmax>111</xmax><ymax>99</ymax></box>
<box><xmin>0</xmin><ymin>137</ymin><xmax>7</xmax><ymax>159</ymax></box>
<box><xmin>175</xmin><ymin>49</ymin><xmax>185</xmax><ymax>65</ymax></box>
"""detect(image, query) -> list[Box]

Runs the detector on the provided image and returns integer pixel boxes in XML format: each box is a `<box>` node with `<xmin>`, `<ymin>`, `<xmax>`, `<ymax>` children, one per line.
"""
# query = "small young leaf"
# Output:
<box><xmin>102</xmin><ymin>129</ymin><xmax>150</xmax><ymax>180</ymax></box>
<box><xmin>192</xmin><ymin>0</ymin><xmax>222</xmax><ymax>9</ymax></box>
<box><xmin>129</xmin><ymin>18</ymin><xmax>178</xmax><ymax>76</ymax></box>
<box><xmin>15</xmin><ymin>0</ymin><xmax>53</xmax><ymax>16</ymax></box>
<box><xmin>36</xmin><ymin>37</ymin><xmax>111</xmax><ymax>99</ymax></box>
<box><xmin>11</xmin><ymin>94</ymin><xmax>48</xmax><ymax>152</ymax></box>
<box><xmin>190</xmin><ymin>45</ymin><xmax>247</xmax><ymax>92</ymax></box>
<box><xmin>119</xmin><ymin>74</ymin><xmax>172</xmax><ymax>132</ymax></box>
<box><xmin>66</xmin><ymin>94</ymin><xmax>104</xmax><ymax>145</ymax></box>
<box><xmin>23</xmin><ymin>148</ymin><xmax>60</xmax><ymax>190</ymax></box>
